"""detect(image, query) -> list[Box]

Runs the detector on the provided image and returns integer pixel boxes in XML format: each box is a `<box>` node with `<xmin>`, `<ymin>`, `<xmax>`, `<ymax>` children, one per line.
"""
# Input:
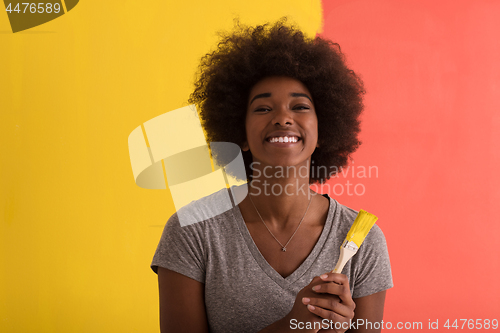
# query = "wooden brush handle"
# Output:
<box><xmin>332</xmin><ymin>245</ymin><xmax>357</xmax><ymax>274</ymax></box>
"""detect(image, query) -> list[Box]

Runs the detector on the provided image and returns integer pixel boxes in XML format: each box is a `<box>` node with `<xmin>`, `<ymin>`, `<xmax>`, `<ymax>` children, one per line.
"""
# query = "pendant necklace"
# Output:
<box><xmin>248</xmin><ymin>193</ymin><xmax>313</xmax><ymax>252</ymax></box>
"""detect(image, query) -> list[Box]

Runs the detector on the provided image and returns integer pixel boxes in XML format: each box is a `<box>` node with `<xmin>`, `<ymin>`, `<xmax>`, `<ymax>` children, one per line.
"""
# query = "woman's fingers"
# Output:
<box><xmin>312</xmin><ymin>273</ymin><xmax>355</xmax><ymax>309</ymax></box>
<box><xmin>317</xmin><ymin>273</ymin><xmax>349</xmax><ymax>287</ymax></box>
<box><xmin>299</xmin><ymin>274</ymin><xmax>356</xmax><ymax>332</ymax></box>
<box><xmin>306</xmin><ymin>303</ymin><xmax>346</xmax><ymax>323</ymax></box>
<box><xmin>299</xmin><ymin>272</ymin><xmax>356</xmax><ymax>327</ymax></box>
<box><xmin>302</xmin><ymin>296</ymin><xmax>352</xmax><ymax>318</ymax></box>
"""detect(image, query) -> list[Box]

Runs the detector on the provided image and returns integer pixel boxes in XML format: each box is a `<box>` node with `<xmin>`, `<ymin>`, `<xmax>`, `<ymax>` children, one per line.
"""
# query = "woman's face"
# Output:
<box><xmin>242</xmin><ymin>76</ymin><xmax>318</xmax><ymax>169</ymax></box>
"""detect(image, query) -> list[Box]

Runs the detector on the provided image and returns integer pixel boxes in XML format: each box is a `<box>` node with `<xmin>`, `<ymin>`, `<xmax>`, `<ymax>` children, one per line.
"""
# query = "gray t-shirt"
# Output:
<box><xmin>151</xmin><ymin>189</ymin><xmax>393</xmax><ymax>333</ymax></box>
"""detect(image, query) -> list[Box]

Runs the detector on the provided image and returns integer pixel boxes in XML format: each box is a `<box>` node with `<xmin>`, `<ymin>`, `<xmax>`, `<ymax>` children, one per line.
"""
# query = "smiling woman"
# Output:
<box><xmin>151</xmin><ymin>19</ymin><xmax>393</xmax><ymax>333</ymax></box>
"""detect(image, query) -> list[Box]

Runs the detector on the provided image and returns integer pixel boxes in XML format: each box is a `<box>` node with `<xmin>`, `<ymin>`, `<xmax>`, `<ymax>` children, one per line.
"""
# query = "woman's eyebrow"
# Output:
<box><xmin>249</xmin><ymin>92</ymin><xmax>312</xmax><ymax>105</ymax></box>
<box><xmin>291</xmin><ymin>93</ymin><xmax>312</xmax><ymax>102</ymax></box>
<box><xmin>249</xmin><ymin>93</ymin><xmax>271</xmax><ymax>105</ymax></box>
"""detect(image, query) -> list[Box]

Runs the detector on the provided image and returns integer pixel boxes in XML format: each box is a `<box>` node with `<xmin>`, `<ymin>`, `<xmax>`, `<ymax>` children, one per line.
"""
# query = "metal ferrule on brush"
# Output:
<box><xmin>341</xmin><ymin>239</ymin><xmax>359</xmax><ymax>252</ymax></box>
<box><xmin>332</xmin><ymin>239</ymin><xmax>360</xmax><ymax>274</ymax></box>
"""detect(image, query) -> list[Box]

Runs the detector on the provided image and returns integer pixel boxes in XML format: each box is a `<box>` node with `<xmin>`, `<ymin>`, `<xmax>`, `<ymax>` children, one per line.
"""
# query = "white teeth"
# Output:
<box><xmin>268</xmin><ymin>136</ymin><xmax>299</xmax><ymax>143</ymax></box>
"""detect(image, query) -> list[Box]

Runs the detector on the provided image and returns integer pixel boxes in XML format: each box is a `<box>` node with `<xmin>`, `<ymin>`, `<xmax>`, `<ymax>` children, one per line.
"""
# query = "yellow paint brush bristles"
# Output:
<box><xmin>345</xmin><ymin>210</ymin><xmax>378</xmax><ymax>248</ymax></box>
<box><xmin>332</xmin><ymin>210</ymin><xmax>378</xmax><ymax>274</ymax></box>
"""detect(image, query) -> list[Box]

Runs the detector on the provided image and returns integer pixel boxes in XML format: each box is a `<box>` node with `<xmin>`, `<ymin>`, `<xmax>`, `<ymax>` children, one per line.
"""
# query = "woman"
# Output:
<box><xmin>151</xmin><ymin>20</ymin><xmax>393</xmax><ymax>333</ymax></box>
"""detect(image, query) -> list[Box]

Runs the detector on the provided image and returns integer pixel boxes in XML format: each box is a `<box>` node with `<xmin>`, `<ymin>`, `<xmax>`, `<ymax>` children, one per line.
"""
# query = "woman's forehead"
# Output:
<box><xmin>248</xmin><ymin>76</ymin><xmax>312</xmax><ymax>103</ymax></box>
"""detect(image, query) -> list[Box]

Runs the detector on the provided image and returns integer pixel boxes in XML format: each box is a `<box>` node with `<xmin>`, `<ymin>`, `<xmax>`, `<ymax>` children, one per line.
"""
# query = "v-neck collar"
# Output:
<box><xmin>232</xmin><ymin>194</ymin><xmax>337</xmax><ymax>289</ymax></box>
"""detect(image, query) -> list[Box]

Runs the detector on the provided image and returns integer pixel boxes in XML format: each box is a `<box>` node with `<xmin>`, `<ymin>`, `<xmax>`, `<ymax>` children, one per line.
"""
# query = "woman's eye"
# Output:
<box><xmin>293</xmin><ymin>105</ymin><xmax>310</xmax><ymax>111</ymax></box>
<box><xmin>255</xmin><ymin>108</ymin><xmax>271</xmax><ymax>112</ymax></box>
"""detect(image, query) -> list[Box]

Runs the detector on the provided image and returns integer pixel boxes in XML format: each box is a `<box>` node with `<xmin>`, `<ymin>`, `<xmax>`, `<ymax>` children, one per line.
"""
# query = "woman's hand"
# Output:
<box><xmin>284</xmin><ymin>276</ymin><xmax>331</xmax><ymax>332</ymax></box>
<box><xmin>282</xmin><ymin>273</ymin><xmax>351</xmax><ymax>332</ymax></box>
<box><xmin>303</xmin><ymin>273</ymin><xmax>356</xmax><ymax>333</ymax></box>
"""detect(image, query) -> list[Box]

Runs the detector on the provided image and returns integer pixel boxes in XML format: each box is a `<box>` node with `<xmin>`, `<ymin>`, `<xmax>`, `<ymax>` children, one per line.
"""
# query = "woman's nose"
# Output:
<box><xmin>272</xmin><ymin>107</ymin><xmax>293</xmax><ymax>126</ymax></box>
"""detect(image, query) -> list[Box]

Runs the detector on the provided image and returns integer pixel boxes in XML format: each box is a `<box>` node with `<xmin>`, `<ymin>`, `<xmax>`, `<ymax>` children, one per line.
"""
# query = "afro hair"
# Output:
<box><xmin>189</xmin><ymin>19</ymin><xmax>365</xmax><ymax>184</ymax></box>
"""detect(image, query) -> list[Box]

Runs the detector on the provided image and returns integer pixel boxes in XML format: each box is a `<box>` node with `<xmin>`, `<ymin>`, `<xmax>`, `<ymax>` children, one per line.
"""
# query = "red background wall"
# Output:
<box><xmin>320</xmin><ymin>0</ymin><xmax>500</xmax><ymax>327</ymax></box>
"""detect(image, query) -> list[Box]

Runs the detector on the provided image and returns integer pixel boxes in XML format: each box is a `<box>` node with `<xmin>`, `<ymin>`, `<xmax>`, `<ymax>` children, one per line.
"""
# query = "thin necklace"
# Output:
<box><xmin>248</xmin><ymin>193</ymin><xmax>313</xmax><ymax>252</ymax></box>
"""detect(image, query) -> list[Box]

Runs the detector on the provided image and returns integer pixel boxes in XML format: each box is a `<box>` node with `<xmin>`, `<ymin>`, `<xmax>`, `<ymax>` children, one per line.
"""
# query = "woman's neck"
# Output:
<box><xmin>245</xmin><ymin>163</ymin><xmax>318</xmax><ymax>230</ymax></box>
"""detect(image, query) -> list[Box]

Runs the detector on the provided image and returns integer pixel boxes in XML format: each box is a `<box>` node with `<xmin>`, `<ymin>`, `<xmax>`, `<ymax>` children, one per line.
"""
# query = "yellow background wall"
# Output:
<box><xmin>0</xmin><ymin>1</ymin><xmax>322</xmax><ymax>332</ymax></box>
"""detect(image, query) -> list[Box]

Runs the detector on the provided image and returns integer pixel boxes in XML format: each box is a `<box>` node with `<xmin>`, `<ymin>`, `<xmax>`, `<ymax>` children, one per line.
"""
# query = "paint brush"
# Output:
<box><xmin>332</xmin><ymin>210</ymin><xmax>378</xmax><ymax>274</ymax></box>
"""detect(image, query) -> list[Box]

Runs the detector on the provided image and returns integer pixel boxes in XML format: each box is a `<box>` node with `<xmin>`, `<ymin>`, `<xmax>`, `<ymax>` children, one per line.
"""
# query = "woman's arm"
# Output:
<box><xmin>158</xmin><ymin>268</ymin><xmax>385</xmax><ymax>333</ymax></box>
<box><xmin>159</xmin><ymin>266</ymin><xmax>324</xmax><ymax>333</ymax></box>
<box><xmin>157</xmin><ymin>267</ymin><xmax>209</xmax><ymax>333</ymax></box>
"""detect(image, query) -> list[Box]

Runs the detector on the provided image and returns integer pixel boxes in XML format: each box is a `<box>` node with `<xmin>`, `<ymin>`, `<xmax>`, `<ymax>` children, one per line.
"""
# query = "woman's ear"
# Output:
<box><xmin>241</xmin><ymin>141</ymin><xmax>249</xmax><ymax>152</ymax></box>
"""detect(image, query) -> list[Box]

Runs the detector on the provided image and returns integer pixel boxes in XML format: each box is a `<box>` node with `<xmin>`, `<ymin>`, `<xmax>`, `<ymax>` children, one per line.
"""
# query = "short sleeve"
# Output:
<box><xmin>350</xmin><ymin>224</ymin><xmax>393</xmax><ymax>298</ymax></box>
<box><xmin>150</xmin><ymin>212</ymin><xmax>206</xmax><ymax>283</ymax></box>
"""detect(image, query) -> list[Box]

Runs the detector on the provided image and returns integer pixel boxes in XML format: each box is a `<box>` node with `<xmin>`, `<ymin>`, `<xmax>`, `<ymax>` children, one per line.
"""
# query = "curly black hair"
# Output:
<box><xmin>189</xmin><ymin>19</ymin><xmax>365</xmax><ymax>184</ymax></box>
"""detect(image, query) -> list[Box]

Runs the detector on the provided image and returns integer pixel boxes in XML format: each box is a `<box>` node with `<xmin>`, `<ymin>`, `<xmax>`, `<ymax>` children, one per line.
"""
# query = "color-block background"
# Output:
<box><xmin>1</xmin><ymin>1</ymin><xmax>499</xmax><ymax>332</ymax></box>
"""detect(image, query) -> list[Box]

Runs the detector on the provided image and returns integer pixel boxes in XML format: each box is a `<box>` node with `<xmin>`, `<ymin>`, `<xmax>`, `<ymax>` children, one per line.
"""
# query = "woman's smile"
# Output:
<box><xmin>265</xmin><ymin>131</ymin><xmax>301</xmax><ymax>145</ymax></box>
